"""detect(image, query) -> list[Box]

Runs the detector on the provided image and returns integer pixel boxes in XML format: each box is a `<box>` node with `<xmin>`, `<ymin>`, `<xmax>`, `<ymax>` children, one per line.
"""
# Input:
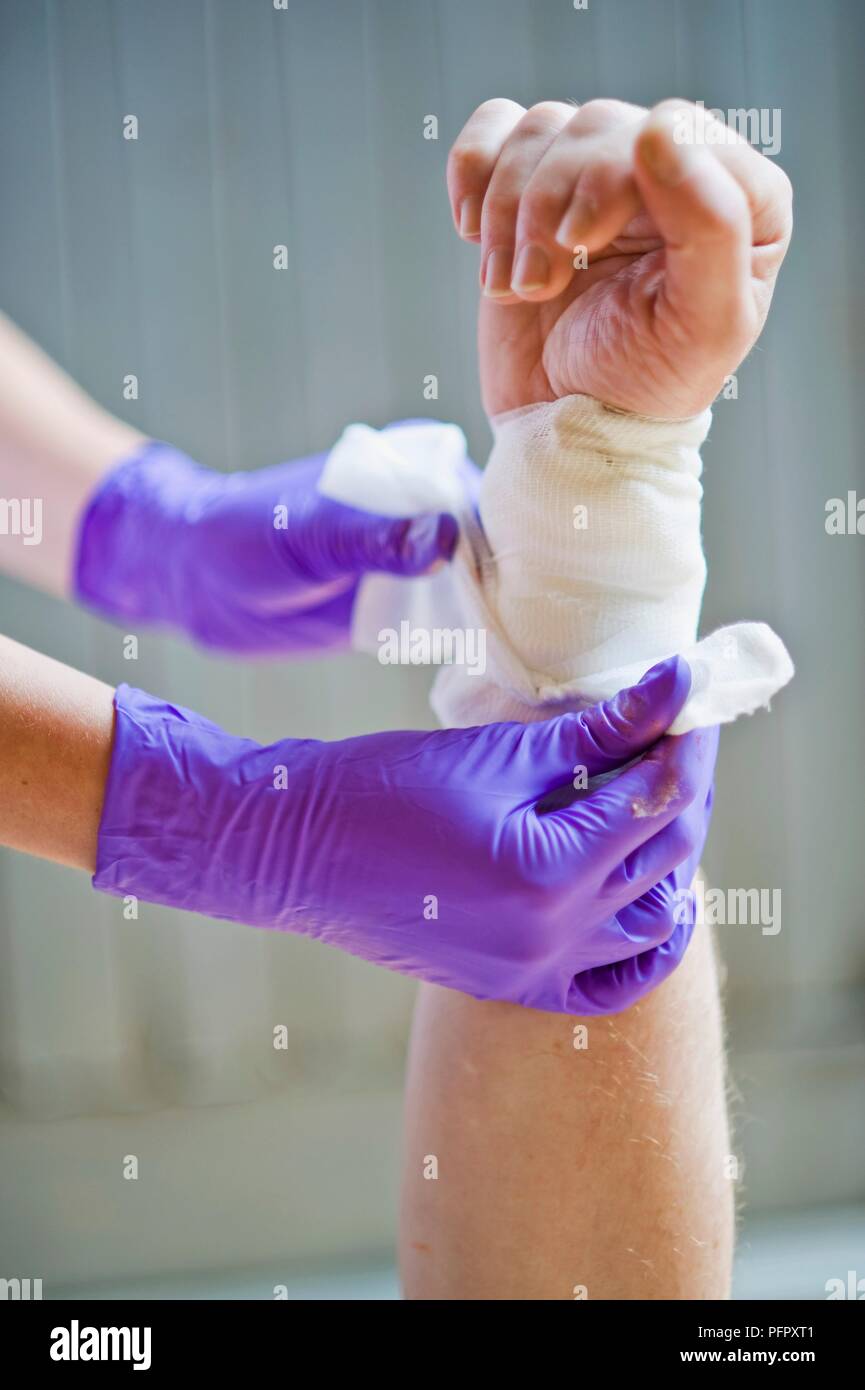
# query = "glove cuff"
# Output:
<box><xmin>93</xmin><ymin>684</ymin><xmax>294</xmax><ymax>924</ymax></box>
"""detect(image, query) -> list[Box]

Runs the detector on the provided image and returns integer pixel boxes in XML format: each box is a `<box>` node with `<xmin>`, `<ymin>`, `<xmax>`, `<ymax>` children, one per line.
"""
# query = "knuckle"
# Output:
<box><xmin>645</xmin><ymin>893</ymin><xmax>679</xmax><ymax>944</ymax></box>
<box><xmin>447</xmin><ymin>142</ymin><xmax>491</xmax><ymax>186</ymax></box>
<box><xmin>521</xmin><ymin>99</ymin><xmax>572</xmax><ymax>133</ymax></box>
<box><xmin>650</xmin><ymin>98</ymin><xmax>698</xmax><ymax>144</ymax></box>
<box><xmin>577</xmin><ymin>98</ymin><xmax>632</xmax><ymax>126</ymax></box>
<box><xmin>573</xmin><ymin>706</ymin><xmax>618</xmax><ymax>763</ymax></box>
<box><xmin>768</xmin><ymin>162</ymin><xmax>794</xmax><ymax>233</ymax></box>
<box><xmin>651</xmin><ymin>96</ymin><xmax>693</xmax><ymax>119</ymax></box>
<box><xmin>476</xmin><ymin>96</ymin><xmax>524</xmax><ymax>121</ymax></box>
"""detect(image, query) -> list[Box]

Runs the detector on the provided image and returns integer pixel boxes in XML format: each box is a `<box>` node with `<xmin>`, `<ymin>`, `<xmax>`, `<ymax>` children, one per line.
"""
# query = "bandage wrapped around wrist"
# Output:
<box><xmin>318</xmin><ymin>396</ymin><xmax>793</xmax><ymax>733</ymax></box>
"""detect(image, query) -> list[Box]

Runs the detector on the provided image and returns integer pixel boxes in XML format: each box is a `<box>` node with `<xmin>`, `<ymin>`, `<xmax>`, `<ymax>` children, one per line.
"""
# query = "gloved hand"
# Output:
<box><xmin>74</xmin><ymin>427</ymin><xmax>471</xmax><ymax>654</ymax></box>
<box><xmin>94</xmin><ymin>655</ymin><xmax>717</xmax><ymax>1015</ymax></box>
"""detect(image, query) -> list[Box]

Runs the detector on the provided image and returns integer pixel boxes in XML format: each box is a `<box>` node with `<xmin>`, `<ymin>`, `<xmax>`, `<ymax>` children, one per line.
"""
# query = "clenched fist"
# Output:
<box><xmin>446</xmin><ymin>98</ymin><xmax>792</xmax><ymax>418</ymax></box>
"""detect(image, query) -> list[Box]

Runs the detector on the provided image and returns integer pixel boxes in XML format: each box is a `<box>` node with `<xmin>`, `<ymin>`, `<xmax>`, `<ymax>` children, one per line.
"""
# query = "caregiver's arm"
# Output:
<box><xmin>0</xmin><ymin>310</ymin><xmax>143</xmax><ymax>594</ymax></box>
<box><xmin>0</xmin><ymin>633</ymin><xmax>715</xmax><ymax>1010</ymax></box>
<box><xmin>0</xmin><ymin>634</ymin><xmax>115</xmax><ymax>870</ymax></box>
<box><xmin>0</xmin><ymin>310</ymin><xmax>460</xmax><ymax>652</ymax></box>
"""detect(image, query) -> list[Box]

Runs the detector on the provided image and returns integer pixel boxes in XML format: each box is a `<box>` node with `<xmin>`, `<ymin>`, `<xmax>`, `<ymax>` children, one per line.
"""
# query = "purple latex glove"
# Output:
<box><xmin>94</xmin><ymin>655</ymin><xmax>717</xmax><ymax>1015</ymax></box>
<box><xmin>75</xmin><ymin>429</ymin><xmax>469</xmax><ymax>654</ymax></box>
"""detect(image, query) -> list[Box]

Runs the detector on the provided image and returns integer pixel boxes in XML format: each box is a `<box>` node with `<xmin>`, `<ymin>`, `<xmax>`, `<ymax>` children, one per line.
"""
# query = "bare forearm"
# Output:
<box><xmin>399</xmin><ymin>918</ymin><xmax>733</xmax><ymax>1300</ymax></box>
<box><xmin>0</xmin><ymin>311</ymin><xmax>144</xmax><ymax>595</ymax></box>
<box><xmin>0</xmin><ymin>634</ymin><xmax>115</xmax><ymax>870</ymax></box>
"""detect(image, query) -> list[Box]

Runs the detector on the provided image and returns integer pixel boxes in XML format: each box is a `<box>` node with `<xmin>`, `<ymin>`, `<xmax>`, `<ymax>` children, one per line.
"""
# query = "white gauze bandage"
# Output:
<box><xmin>319</xmin><ymin>397</ymin><xmax>793</xmax><ymax>733</ymax></box>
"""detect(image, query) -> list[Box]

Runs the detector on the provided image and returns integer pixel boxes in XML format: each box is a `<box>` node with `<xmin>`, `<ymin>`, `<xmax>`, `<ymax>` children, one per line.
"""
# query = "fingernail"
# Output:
<box><xmin>459</xmin><ymin>195</ymin><xmax>482</xmax><ymax>238</ymax></box>
<box><xmin>511</xmin><ymin>243</ymin><xmax>550</xmax><ymax>293</ymax></box>
<box><xmin>638</xmin><ymin>125</ymin><xmax>696</xmax><ymax>186</ymax></box>
<box><xmin>555</xmin><ymin>195</ymin><xmax>594</xmax><ymax>250</ymax></box>
<box><xmin>482</xmin><ymin>247</ymin><xmax>514</xmax><ymax>298</ymax></box>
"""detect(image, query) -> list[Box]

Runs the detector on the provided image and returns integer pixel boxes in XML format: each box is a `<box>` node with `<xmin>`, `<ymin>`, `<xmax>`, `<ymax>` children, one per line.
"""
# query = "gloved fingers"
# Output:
<box><xmin>548</xmin><ymin>727</ymin><xmax>714</xmax><ymax>878</ymax></box>
<box><xmin>570</xmin><ymin>654</ymin><xmax>692</xmax><ymax>774</ymax></box>
<box><xmin>600</xmin><ymin>787</ymin><xmax>712</xmax><ymax>908</ymax></box>
<box><xmin>294</xmin><ymin>501</ymin><xmax>460</xmax><ymax>581</ymax></box>
<box><xmin>567</xmin><ymin>909</ymin><xmax>693</xmax><ymax>1015</ymax></box>
<box><xmin>524</xmin><ymin>654</ymin><xmax>691</xmax><ymax>804</ymax></box>
<box><xmin>377</xmin><ymin>512</ymin><xmax>461</xmax><ymax>575</ymax></box>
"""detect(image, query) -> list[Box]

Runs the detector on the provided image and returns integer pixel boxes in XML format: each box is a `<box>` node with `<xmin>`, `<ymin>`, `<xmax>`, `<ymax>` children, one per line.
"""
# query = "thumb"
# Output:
<box><xmin>381</xmin><ymin>511</ymin><xmax>460</xmax><ymax>575</ymax></box>
<box><xmin>331</xmin><ymin>508</ymin><xmax>460</xmax><ymax>578</ymax></box>
<box><xmin>524</xmin><ymin>654</ymin><xmax>691</xmax><ymax>797</ymax></box>
<box><xmin>634</xmin><ymin>106</ymin><xmax>754</xmax><ymax>347</ymax></box>
<box><xmin>573</xmin><ymin>654</ymin><xmax>692</xmax><ymax>774</ymax></box>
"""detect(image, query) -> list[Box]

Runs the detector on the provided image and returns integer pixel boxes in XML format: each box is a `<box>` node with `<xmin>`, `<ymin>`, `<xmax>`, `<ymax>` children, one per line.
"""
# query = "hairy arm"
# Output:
<box><xmin>400</xmin><ymin>917</ymin><xmax>733</xmax><ymax>1300</ymax></box>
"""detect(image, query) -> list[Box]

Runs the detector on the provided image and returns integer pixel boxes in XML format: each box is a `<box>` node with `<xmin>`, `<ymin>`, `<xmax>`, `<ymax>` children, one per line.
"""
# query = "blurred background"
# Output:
<box><xmin>0</xmin><ymin>0</ymin><xmax>863</xmax><ymax>1300</ymax></box>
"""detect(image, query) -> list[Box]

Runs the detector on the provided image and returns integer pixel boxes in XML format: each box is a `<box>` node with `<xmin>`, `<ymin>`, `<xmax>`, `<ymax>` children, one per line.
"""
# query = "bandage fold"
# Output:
<box><xmin>318</xmin><ymin>397</ymin><xmax>793</xmax><ymax>735</ymax></box>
